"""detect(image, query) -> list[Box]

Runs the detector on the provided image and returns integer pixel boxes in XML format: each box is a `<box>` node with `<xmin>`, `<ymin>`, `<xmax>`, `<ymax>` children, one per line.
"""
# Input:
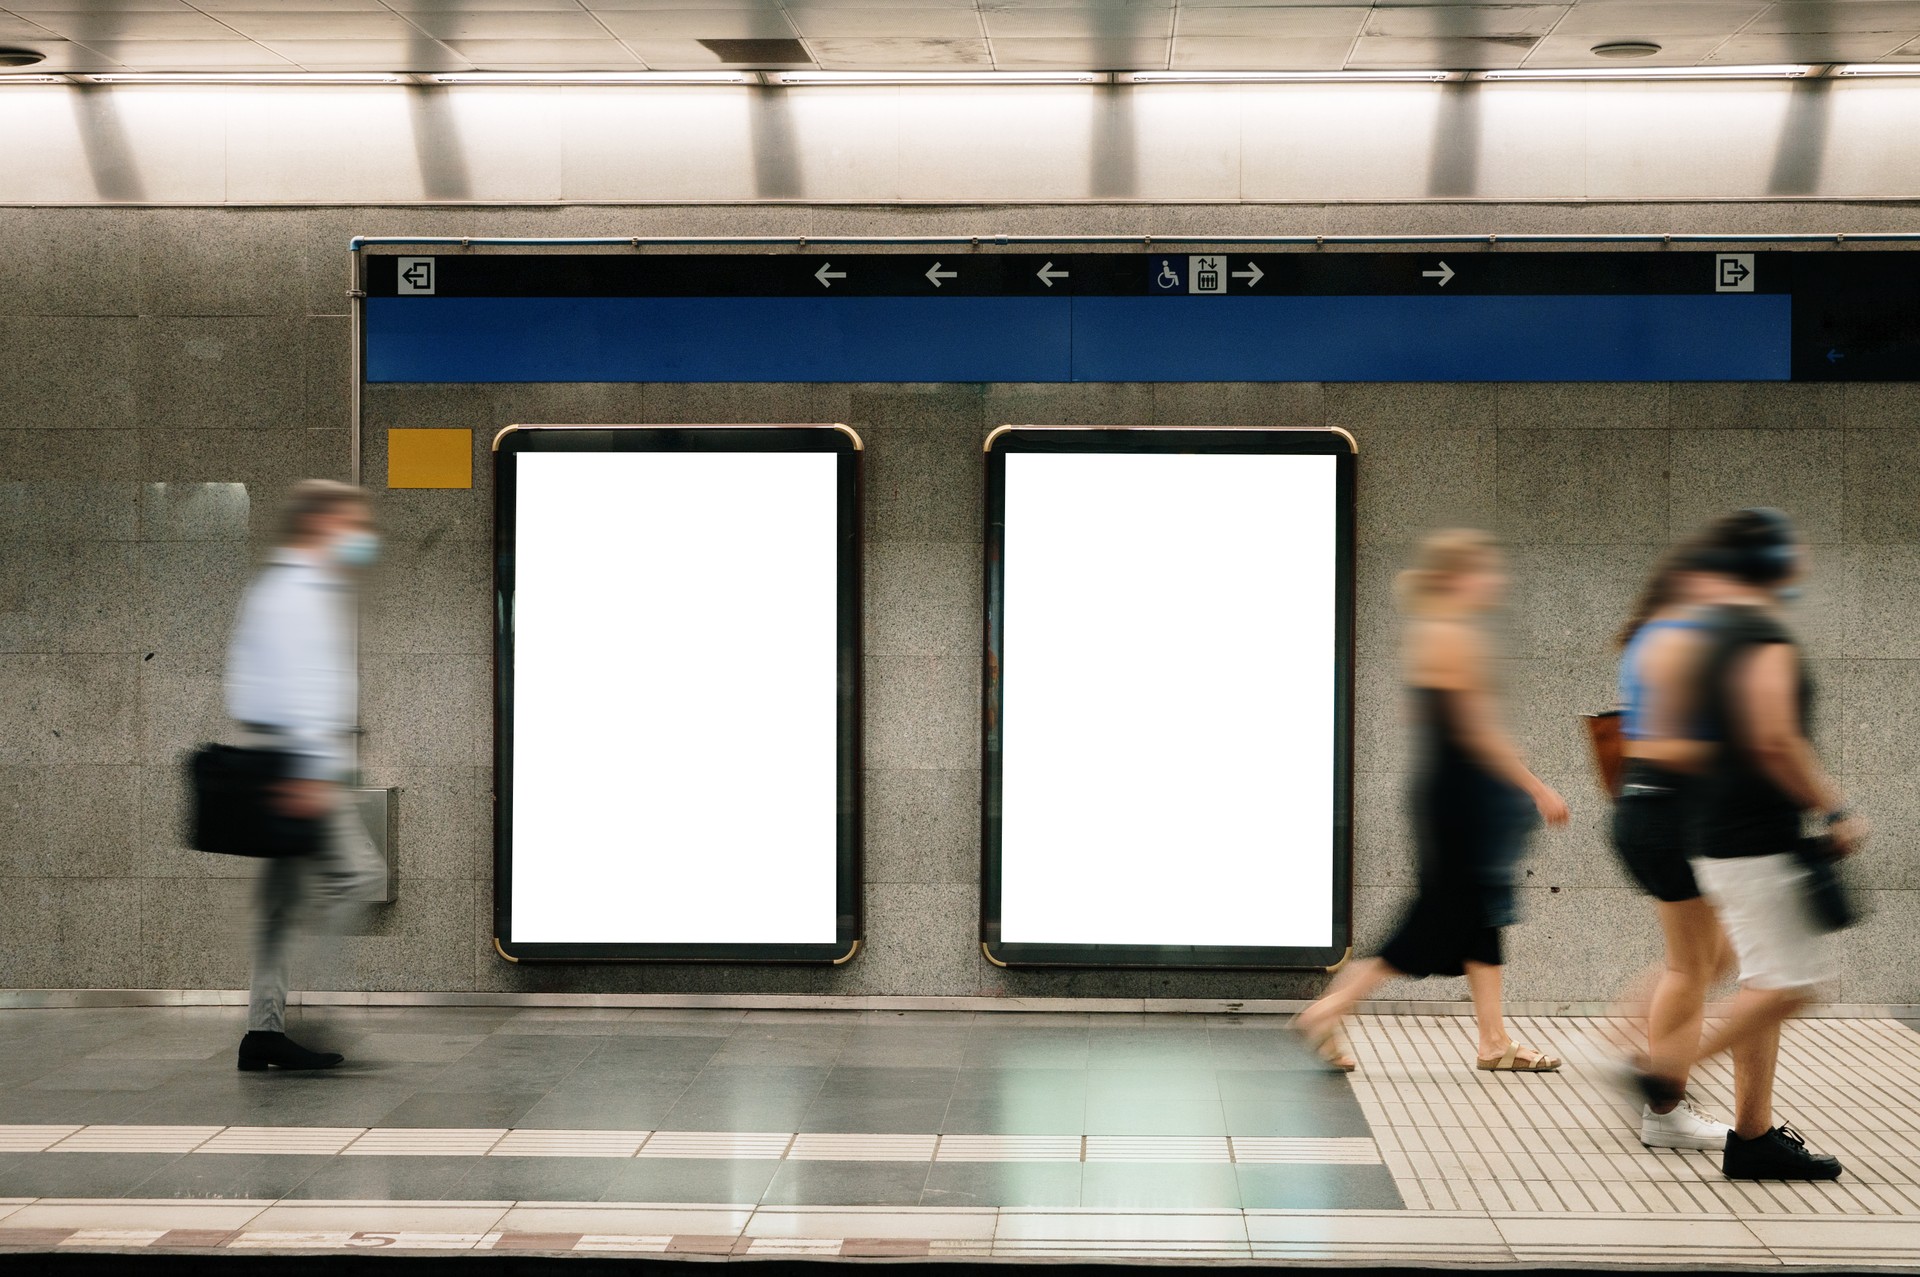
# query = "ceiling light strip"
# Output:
<box><xmin>7</xmin><ymin>65</ymin><xmax>1912</xmax><ymax>89</ymax></box>
<box><xmin>765</xmin><ymin>71</ymin><xmax>1104</xmax><ymax>85</ymax></box>
<box><xmin>76</xmin><ymin>72</ymin><xmax>406</xmax><ymax>85</ymax></box>
<box><xmin>429</xmin><ymin>72</ymin><xmax>754</xmax><ymax>85</ymax></box>
<box><xmin>1481</xmin><ymin>64</ymin><xmax>1812</xmax><ymax>81</ymax></box>
<box><xmin>1121</xmin><ymin>71</ymin><xmax>1457</xmax><ymax>83</ymax></box>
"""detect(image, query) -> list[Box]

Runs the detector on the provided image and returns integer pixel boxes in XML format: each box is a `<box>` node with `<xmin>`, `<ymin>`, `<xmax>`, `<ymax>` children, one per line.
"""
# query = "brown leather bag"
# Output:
<box><xmin>1583</xmin><ymin>710</ymin><xmax>1625</xmax><ymax>800</ymax></box>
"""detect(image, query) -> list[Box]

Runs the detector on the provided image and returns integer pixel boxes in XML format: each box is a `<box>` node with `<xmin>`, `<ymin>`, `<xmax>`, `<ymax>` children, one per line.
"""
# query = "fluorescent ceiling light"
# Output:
<box><xmin>430</xmin><ymin>71</ymin><xmax>752</xmax><ymax>85</ymax></box>
<box><xmin>1482</xmin><ymin>64</ymin><xmax>1810</xmax><ymax>80</ymax></box>
<box><xmin>1833</xmin><ymin>64</ymin><xmax>1920</xmax><ymax>77</ymax></box>
<box><xmin>766</xmin><ymin>70</ymin><xmax>1104</xmax><ymax>85</ymax></box>
<box><xmin>1123</xmin><ymin>70</ymin><xmax>1457</xmax><ymax>83</ymax></box>
<box><xmin>79</xmin><ymin>72</ymin><xmax>404</xmax><ymax>84</ymax></box>
<box><xmin>0</xmin><ymin>73</ymin><xmax>65</xmax><ymax>84</ymax></box>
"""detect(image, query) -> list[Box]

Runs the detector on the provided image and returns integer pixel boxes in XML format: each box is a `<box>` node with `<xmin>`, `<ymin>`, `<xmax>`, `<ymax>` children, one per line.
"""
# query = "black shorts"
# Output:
<box><xmin>1611</xmin><ymin>763</ymin><xmax>1701</xmax><ymax>904</ymax></box>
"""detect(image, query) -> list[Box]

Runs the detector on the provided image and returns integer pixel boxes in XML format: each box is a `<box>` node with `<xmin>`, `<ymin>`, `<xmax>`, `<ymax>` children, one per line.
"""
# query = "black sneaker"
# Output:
<box><xmin>1722</xmin><ymin>1125</ymin><xmax>1843</xmax><ymax>1181</ymax></box>
<box><xmin>238</xmin><ymin>1030</ymin><xmax>344</xmax><ymax>1072</ymax></box>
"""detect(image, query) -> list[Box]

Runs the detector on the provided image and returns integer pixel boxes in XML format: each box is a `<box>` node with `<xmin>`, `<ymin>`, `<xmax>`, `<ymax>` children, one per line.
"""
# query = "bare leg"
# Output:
<box><xmin>1730</xmin><ymin>1019</ymin><xmax>1781</xmax><ymax>1139</ymax></box>
<box><xmin>1464</xmin><ymin>960</ymin><xmax>1509</xmax><ymax>1059</ymax></box>
<box><xmin>1299</xmin><ymin>957</ymin><xmax>1401</xmax><ymax>1038</ymax></box>
<box><xmin>1644</xmin><ymin>898</ymin><xmax>1724</xmax><ymax>1110</ymax></box>
<box><xmin>1691</xmin><ymin>986</ymin><xmax>1804</xmax><ymax>1067</ymax></box>
<box><xmin>1655</xmin><ymin>985</ymin><xmax>1805</xmax><ymax>1096</ymax></box>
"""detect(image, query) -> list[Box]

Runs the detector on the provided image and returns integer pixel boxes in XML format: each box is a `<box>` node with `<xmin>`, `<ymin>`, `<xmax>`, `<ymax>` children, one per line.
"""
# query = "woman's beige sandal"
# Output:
<box><xmin>1289</xmin><ymin>1017</ymin><xmax>1359</xmax><ymax>1073</ymax></box>
<box><xmin>1476</xmin><ymin>1044</ymin><xmax>1561</xmax><ymax>1072</ymax></box>
<box><xmin>1320</xmin><ymin>1030</ymin><xmax>1358</xmax><ymax>1073</ymax></box>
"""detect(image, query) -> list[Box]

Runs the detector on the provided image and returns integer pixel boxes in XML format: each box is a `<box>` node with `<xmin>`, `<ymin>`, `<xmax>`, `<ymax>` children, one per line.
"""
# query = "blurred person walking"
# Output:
<box><xmin>225</xmin><ymin>480</ymin><xmax>386</xmax><ymax>1072</ymax></box>
<box><xmin>1608</xmin><ymin>540</ymin><xmax>1740</xmax><ymax>1150</ymax></box>
<box><xmin>1632</xmin><ymin>509</ymin><xmax>1858</xmax><ymax>1181</ymax></box>
<box><xmin>1296</xmin><ymin>530</ymin><xmax>1569</xmax><ymax>1073</ymax></box>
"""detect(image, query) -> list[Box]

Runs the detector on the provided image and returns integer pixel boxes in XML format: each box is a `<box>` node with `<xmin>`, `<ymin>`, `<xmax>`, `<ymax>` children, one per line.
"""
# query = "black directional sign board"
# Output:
<box><xmin>364</xmin><ymin>249</ymin><xmax>1920</xmax><ymax>383</ymax></box>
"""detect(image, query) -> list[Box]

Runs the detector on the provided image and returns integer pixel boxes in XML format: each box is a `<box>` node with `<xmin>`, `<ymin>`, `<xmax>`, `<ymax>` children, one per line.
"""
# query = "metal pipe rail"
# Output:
<box><xmin>351</xmin><ymin>232</ymin><xmax>1920</xmax><ymax>251</ymax></box>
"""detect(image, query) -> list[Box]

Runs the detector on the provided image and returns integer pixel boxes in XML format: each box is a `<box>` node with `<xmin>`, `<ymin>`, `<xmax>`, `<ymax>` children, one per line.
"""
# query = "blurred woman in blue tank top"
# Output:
<box><xmin>1609</xmin><ymin>536</ymin><xmax>1740</xmax><ymax>1150</ymax></box>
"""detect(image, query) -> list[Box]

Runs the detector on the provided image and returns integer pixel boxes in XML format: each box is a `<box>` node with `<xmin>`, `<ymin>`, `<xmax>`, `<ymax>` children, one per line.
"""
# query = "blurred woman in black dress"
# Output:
<box><xmin>1296</xmin><ymin>530</ymin><xmax>1569</xmax><ymax>1072</ymax></box>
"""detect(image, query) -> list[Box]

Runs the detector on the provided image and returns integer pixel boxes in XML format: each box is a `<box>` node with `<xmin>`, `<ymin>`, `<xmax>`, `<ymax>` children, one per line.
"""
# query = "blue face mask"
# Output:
<box><xmin>333</xmin><ymin>530</ymin><xmax>380</xmax><ymax>568</ymax></box>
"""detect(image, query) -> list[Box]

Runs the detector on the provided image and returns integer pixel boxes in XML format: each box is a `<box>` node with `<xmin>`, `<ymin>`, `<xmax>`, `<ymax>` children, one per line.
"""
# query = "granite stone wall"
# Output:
<box><xmin>3</xmin><ymin>204</ymin><xmax>1918</xmax><ymax>1007</ymax></box>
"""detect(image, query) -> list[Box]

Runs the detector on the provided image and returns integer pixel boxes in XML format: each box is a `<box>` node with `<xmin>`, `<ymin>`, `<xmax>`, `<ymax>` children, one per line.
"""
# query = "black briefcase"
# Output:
<box><xmin>186</xmin><ymin>743</ymin><xmax>325</xmax><ymax>859</ymax></box>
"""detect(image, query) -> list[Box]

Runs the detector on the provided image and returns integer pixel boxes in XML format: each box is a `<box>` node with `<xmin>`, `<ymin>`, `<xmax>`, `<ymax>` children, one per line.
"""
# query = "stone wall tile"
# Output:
<box><xmin>1495</xmin><ymin>429</ymin><xmax>1669</xmax><ymax>545</ymax></box>
<box><xmin>865</xmin><ymin>768</ymin><xmax>977</xmax><ymax>886</ymax></box>
<box><xmin>1669</xmin><ymin>427</ymin><xmax>1844</xmax><ymax>543</ymax></box>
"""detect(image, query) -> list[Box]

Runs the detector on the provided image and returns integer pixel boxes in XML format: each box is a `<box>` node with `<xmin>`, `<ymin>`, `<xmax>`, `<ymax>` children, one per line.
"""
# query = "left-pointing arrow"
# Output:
<box><xmin>816</xmin><ymin>262</ymin><xmax>847</xmax><ymax>288</ymax></box>
<box><xmin>926</xmin><ymin>261</ymin><xmax>957</xmax><ymax>287</ymax></box>
<box><xmin>1036</xmin><ymin>261</ymin><xmax>1069</xmax><ymax>287</ymax></box>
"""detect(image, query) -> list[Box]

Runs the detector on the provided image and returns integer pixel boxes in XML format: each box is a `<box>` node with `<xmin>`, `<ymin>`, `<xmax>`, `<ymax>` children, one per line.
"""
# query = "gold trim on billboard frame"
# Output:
<box><xmin>832</xmin><ymin>939</ymin><xmax>863</xmax><ymax>966</ymax></box>
<box><xmin>985</xmin><ymin>423</ymin><xmax>1356</xmax><ymax>453</ymax></box>
<box><xmin>1325</xmin><ymin>945</ymin><xmax>1352</xmax><ymax>974</ymax></box>
<box><xmin>493</xmin><ymin>422</ymin><xmax>861</xmax><ymax>451</ymax></box>
<box><xmin>494</xmin><ymin>937</ymin><xmax>520</xmax><ymax>964</ymax></box>
<box><xmin>982</xmin><ymin>942</ymin><xmax>1008</xmax><ymax>968</ymax></box>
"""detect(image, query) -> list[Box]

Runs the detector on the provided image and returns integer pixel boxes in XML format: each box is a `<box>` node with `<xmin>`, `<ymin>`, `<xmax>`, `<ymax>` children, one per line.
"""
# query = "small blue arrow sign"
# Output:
<box><xmin>1827</xmin><ymin>348</ymin><xmax>1844</xmax><ymax>364</ymax></box>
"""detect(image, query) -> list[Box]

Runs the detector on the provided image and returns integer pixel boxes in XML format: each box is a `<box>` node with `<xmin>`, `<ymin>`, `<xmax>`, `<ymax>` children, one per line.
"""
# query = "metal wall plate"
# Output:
<box><xmin>350</xmin><ymin>786</ymin><xmax>397</xmax><ymax>904</ymax></box>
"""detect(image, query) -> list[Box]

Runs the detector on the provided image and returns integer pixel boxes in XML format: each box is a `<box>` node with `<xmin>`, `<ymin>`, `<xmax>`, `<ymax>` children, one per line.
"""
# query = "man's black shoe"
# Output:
<box><xmin>1631</xmin><ymin>1065</ymin><xmax>1684</xmax><ymax>1111</ymax></box>
<box><xmin>238</xmin><ymin>1030</ymin><xmax>344</xmax><ymax>1072</ymax></box>
<box><xmin>1722</xmin><ymin>1124</ymin><xmax>1842</xmax><ymax>1181</ymax></box>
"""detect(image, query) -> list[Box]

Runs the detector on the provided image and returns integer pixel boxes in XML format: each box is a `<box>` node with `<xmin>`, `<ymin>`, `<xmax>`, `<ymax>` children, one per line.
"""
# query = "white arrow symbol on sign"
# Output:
<box><xmin>1422</xmin><ymin>261</ymin><xmax>1455</xmax><ymax>287</ymax></box>
<box><xmin>925</xmin><ymin>261</ymin><xmax>957</xmax><ymax>287</ymax></box>
<box><xmin>815</xmin><ymin>262</ymin><xmax>846</xmax><ymax>288</ymax></box>
<box><xmin>1036</xmin><ymin>261</ymin><xmax>1069</xmax><ymax>287</ymax></box>
<box><xmin>1231</xmin><ymin>262</ymin><xmax>1264</xmax><ymax>288</ymax></box>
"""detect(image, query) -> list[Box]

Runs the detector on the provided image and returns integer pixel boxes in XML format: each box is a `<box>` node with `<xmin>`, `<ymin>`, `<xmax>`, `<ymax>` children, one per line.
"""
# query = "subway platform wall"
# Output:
<box><xmin>4</xmin><ymin>76</ymin><xmax>1920</xmax><ymax>1007</ymax></box>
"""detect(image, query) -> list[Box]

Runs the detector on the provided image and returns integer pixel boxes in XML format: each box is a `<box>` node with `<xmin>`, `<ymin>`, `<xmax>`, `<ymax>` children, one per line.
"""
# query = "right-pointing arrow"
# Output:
<box><xmin>1036</xmin><ymin>261</ymin><xmax>1069</xmax><ymax>287</ymax></box>
<box><xmin>815</xmin><ymin>261</ymin><xmax>847</xmax><ymax>288</ymax></box>
<box><xmin>1421</xmin><ymin>261</ymin><xmax>1455</xmax><ymax>287</ymax></box>
<box><xmin>1231</xmin><ymin>262</ymin><xmax>1263</xmax><ymax>288</ymax></box>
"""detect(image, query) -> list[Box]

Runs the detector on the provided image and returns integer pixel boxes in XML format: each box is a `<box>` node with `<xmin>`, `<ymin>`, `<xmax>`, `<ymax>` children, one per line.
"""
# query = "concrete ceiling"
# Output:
<box><xmin>1</xmin><ymin>0</ymin><xmax>1919</xmax><ymax>75</ymax></box>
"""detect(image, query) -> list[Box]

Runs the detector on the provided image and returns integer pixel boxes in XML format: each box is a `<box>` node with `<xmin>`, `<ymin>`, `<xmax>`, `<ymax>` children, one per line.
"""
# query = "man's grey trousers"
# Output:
<box><xmin>248</xmin><ymin>801</ymin><xmax>386</xmax><ymax>1034</ymax></box>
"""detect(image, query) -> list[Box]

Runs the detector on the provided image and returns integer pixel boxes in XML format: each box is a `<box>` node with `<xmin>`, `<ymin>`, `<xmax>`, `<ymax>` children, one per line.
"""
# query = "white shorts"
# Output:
<box><xmin>1691</xmin><ymin>853</ymin><xmax>1834</xmax><ymax>991</ymax></box>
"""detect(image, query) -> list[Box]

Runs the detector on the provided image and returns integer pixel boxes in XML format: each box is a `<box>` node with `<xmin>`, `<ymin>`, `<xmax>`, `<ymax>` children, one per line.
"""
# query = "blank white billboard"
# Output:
<box><xmin>506</xmin><ymin>449</ymin><xmax>841</xmax><ymax>949</ymax></box>
<box><xmin>996</xmin><ymin>450</ymin><xmax>1339</xmax><ymax>952</ymax></box>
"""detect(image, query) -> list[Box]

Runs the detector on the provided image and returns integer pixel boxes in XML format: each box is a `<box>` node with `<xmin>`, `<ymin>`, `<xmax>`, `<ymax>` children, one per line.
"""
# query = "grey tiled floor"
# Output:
<box><xmin>0</xmin><ymin>1006</ymin><xmax>1398</xmax><ymax>1210</ymax></box>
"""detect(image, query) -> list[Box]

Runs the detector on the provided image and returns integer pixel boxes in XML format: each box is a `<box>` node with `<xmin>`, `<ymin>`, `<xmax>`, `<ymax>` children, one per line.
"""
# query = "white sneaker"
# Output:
<box><xmin>1641</xmin><ymin>1099</ymin><xmax>1733</xmax><ymax>1150</ymax></box>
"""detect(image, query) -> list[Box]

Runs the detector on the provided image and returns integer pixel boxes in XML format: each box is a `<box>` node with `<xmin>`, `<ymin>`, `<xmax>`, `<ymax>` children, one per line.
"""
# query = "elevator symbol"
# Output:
<box><xmin>1188</xmin><ymin>255</ymin><xmax>1226</xmax><ymax>295</ymax></box>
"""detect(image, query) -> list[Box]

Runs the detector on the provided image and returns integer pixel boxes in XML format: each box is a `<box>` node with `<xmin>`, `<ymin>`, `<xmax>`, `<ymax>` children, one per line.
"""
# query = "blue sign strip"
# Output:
<box><xmin>1070</xmin><ymin>295</ymin><xmax>1790</xmax><ymax>382</ymax></box>
<box><xmin>367</xmin><ymin>293</ymin><xmax>1790</xmax><ymax>383</ymax></box>
<box><xmin>366</xmin><ymin>296</ymin><xmax>1070</xmax><ymax>383</ymax></box>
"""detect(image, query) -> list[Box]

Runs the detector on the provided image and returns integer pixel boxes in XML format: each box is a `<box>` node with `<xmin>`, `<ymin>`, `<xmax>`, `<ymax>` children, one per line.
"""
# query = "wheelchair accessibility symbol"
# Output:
<box><xmin>1155</xmin><ymin>259</ymin><xmax>1182</xmax><ymax>290</ymax></box>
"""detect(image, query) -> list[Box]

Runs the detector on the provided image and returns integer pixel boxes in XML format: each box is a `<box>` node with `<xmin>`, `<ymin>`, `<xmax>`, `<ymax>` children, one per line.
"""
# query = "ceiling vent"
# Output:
<box><xmin>0</xmin><ymin>48</ymin><xmax>47</xmax><ymax>68</ymax></box>
<box><xmin>697</xmin><ymin>39</ymin><xmax>815</xmax><ymax>68</ymax></box>
<box><xmin>1592</xmin><ymin>42</ymin><xmax>1663</xmax><ymax>59</ymax></box>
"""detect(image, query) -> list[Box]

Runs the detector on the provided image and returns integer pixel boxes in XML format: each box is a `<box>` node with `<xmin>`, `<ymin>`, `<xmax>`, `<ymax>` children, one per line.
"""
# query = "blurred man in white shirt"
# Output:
<box><xmin>226</xmin><ymin>479</ymin><xmax>385</xmax><ymax>1071</ymax></box>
